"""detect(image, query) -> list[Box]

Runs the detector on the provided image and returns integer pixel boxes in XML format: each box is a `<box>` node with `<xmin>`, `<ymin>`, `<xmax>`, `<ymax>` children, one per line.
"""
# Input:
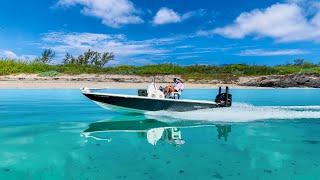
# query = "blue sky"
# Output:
<box><xmin>0</xmin><ymin>0</ymin><xmax>319</xmax><ymax>65</ymax></box>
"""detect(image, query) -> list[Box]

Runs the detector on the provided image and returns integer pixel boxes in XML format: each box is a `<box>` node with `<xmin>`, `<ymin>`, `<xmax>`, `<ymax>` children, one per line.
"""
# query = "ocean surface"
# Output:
<box><xmin>1</xmin><ymin>88</ymin><xmax>320</xmax><ymax>180</ymax></box>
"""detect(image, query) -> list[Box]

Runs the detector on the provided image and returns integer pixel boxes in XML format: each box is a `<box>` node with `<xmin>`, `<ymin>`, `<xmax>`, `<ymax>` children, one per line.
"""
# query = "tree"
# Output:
<box><xmin>35</xmin><ymin>49</ymin><xmax>55</xmax><ymax>64</ymax></box>
<box><xmin>63</xmin><ymin>53</ymin><xmax>75</xmax><ymax>64</ymax></box>
<box><xmin>75</xmin><ymin>49</ymin><xmax>96</xmax><ymax>65</ymax></box>
<box><xmin>98</xmin><ymin>52</ymin><xmax>114</xmax><ymax>67</ymax></box>
<box><xmin>82</xmin><ymin>49</ymin><xmax>96</xmax><ymax>65</ymax></box>
<box><xmin>90</xmin><ymin>52</ymin><xmax>101</xmax><ymax>67</ymax></box>
<box><xmin>62</xmin><ymin>50</ymin><xmax>114</xmax><ymax>67</ymax></box>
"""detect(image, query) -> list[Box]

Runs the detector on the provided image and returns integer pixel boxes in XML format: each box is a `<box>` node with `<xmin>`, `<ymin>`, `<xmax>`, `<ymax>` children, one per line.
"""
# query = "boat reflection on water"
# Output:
<box><xmin>216</xmin><ymin>125</ymin><xmax>232</xmax><ymax>141</ymax></box>
<box><xmin>82</xmin><ymin>115</ymin><xmax>232</xmax><ymax>146</ymax></box>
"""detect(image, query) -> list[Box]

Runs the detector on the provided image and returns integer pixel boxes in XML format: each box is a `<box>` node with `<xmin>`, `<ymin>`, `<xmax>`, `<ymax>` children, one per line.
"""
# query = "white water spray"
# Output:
<box><xmin>146</xmin><ymin>103</ymin><xmax>320</xmax><ymax>123</ymax></box>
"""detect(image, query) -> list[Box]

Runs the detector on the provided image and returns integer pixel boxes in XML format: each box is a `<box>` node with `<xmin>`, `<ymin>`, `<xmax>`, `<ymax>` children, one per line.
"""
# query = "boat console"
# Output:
<box><xmin>137</xmin><ymin>81</ymin><xmax>232</xmax><ymax>107</ymax></box>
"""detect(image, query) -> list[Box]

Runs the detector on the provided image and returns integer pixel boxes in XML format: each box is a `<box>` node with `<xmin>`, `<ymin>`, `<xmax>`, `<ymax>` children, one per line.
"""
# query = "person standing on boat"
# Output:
<box><xmin>164</xmin><ymin>78</ymin><xmax>184</xmax><ymax>97</ymax></box>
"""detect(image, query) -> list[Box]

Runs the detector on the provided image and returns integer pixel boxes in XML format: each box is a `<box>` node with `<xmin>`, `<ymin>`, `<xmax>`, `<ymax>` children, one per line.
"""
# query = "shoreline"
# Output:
<box><xmin>0</xmin><ymin>81</ymin><xmax>317</xmax><ymax>89</ymax></box>
<box><xmin>0</xmin><ymin>80</ymin><xmax>255</xmax><ymax>89</ymax></box>
<box><xmin>0</xmin><ymin>73</ymin><xmax>319</xmax><ymax>89</ymax></box>
<box><xmin>0</xmin><ymin>73</ymin><xmax>244</xmax><ymax>89</ymax></box>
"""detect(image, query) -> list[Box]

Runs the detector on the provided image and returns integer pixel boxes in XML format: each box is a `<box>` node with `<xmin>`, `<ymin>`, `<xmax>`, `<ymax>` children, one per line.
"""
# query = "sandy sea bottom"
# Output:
<box><xmin>1</xmin><ymin>89</ymin><xmax>320</xmax><ymax>180</ymax></box>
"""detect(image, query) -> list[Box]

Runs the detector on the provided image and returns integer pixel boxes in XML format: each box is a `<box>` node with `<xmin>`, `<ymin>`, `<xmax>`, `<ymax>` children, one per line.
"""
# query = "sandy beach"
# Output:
<box><xmin>0</xmin><ymin>81</ymin><xmax>241</xmax><ymax>89</ymax></box>
<box><xmin>1</xmin><ymin>73</ymin><xmax>318</xmax><ymax>89</ymax></box>
<box><xmin>0</xmin><ymin>73</ymin><xmax>254</xmax><ymax>89</ymax></box>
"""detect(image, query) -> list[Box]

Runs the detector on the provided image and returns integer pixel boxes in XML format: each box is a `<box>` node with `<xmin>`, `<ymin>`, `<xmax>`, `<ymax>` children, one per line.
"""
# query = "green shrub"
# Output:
<box><xmin>38</xmin><ymin>71</ymin><xmax>62</xmax><ymax>77</ymax></box>
<box><xmin>1</xmin><ymin>59</ymin><xmax>320</xmax><ymax>80</ymax></box>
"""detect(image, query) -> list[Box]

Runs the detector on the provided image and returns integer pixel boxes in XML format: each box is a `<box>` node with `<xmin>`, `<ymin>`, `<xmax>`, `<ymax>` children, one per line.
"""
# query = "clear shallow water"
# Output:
<box><xmin>1</xmin><ymin>89</ymin><xmax>320</xmax><ymax>179</ymax></box>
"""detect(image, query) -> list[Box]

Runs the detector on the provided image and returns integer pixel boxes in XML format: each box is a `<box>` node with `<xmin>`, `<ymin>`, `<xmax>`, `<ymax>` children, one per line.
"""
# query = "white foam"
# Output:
<box><xmin>146</xmin><ymin>103</ymin><xmax>320</xmax><ymax>123</ymax></box>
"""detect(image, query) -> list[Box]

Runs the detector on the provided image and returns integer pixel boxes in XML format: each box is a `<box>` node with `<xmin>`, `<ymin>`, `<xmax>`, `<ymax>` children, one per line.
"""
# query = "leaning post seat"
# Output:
<box><xmin>170</xmin><ymin>82</ymin><xmax>184</xmax><ymax>99</ymax></box>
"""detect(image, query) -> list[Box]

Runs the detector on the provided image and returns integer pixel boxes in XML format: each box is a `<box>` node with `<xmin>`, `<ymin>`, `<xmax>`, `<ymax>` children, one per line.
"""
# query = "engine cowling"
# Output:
<box><xmin>214</xmin><ymin>87</ymin><xmax>232</xmax><ymax>107</ymax></box>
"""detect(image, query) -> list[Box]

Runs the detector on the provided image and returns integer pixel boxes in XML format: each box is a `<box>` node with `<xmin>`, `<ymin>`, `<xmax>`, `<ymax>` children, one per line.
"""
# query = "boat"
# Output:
<box><xmin>81</xmin><ymin>79</ymin><xmax>232</xmax><ymax>113</ymax></box>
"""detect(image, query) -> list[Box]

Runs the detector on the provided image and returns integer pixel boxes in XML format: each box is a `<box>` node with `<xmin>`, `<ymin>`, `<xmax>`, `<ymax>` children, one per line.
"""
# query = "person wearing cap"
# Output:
<box><xmin>164</xmin><ymin>78</ymin><xmax>183</xmax><ymax>97</ymax></box>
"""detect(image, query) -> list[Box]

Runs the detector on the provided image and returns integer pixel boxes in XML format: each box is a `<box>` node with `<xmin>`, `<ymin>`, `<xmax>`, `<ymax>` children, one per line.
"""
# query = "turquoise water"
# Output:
<box><xmin>1</xmin><ymin>89</ymin><xmax>320</xmax><ymax>179</ymax></box>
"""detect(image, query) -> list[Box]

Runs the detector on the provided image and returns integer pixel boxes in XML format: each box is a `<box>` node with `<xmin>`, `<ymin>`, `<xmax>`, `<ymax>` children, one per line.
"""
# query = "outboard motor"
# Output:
<box><xmin>215</xmin><ymin>86</ymin><xmax>232</xmax><ymax>107</ymax></box>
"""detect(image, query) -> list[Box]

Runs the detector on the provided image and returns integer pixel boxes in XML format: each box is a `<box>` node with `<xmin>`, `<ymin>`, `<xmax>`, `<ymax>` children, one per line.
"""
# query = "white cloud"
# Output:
<box><xmin>175</xmin><ymin>55</ymin><xmax>199</xmax><ymax>60</ymax></box>
<box><xmin>175</xmin><ymin>45</ymin><xmax>194</xmax><ymax>49</ymax></box>
<box><xmin>0</xmin><ymin>50</ymin><xmax>36</xmax><ymax>60</ymax></box>
<box><xmin>181</xmin><ymin>9</ymin><xmax>206</xmax><ymax>20</ymax></box>
<box><xmin>56</xmin><ymin>0</ymin><xmax>143</xmax><ymax>28</ymax></box>
<box><xmin>152</xmin><ymin>8</ymin><xmax>181</xmax><ymax>25</ymax></box>
<box><xmin>200</xmin><ymin>3</ymin><xmax>320</xmax><ymax>42</ymax></box>
<box><xmin>40</xmin><ymin>32</ymin><xmax>224</xmax><ymax>64</ymax></box>
<box><xmin>0</xmin><ymin>50</ymin><xmax>17</xmax><ymax>59</ymax></box>
<box><xmin>238</xmin><ymin>49</ymin><xmax>308</xmax><ymax>56</ymax></box>
<box><xmin>41</xmin><ymin>32</ymin><xmax>179</xmax><ymax>61</ymax></box>
<box><xmin>152</xmin><ymin>8</ymin><xmax>205</xmax><ymax>25</ymax></box>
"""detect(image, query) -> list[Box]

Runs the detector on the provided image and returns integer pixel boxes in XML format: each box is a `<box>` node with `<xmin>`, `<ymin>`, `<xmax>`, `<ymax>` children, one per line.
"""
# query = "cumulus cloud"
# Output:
<box><xmin>152</xmin><ymin>8</ymin><xmax>205</xmax><ymax>25</ymax></box>
<box><xmin>199</xmin><ymin>3</ymin><xmax>320</xmax><ymax>42</ymax></box>
<box><xmin>0</xmin><ymin>50</ymin><xmax>18</xmax><ymax>59</ymax></box>
<box><xmin>152</xmin><ymin>8</ymin><xmax>181</xmax><ymax>25</ymax></box>
<box><xmin>0</xmin><ymin>50</ymin><xmax>36</xmax><ymax>60</ymax></box>
<box><xmin>41</xmin><ymin>32</ymin><xmax>180</xmax><ymax>60</ymax></box>
<box><xmin>56</xmin><ymin>0</ymin><xmax>143</xmax><ymax>28</ymax></box>
<box><xmin>238</xmin><ymin>49</ymin><xmax>308</xmax><ymax>56</ymax></box>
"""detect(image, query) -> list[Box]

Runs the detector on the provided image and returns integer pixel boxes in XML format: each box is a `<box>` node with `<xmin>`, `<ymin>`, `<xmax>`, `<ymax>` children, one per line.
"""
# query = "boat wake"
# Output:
<box><xmin>146</xmin><ymin>103</ymin><xmax>320</xmax><ymax>123</ymax></box>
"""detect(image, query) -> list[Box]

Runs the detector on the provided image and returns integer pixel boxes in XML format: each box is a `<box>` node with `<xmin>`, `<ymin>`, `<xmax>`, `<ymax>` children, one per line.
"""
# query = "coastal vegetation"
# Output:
<box><xmin>0</xmin><ymin>49</ymin><xmax>319</xmax><ymax>81</ymax></box>
<box><xmin>63</xmin><ymin>49</ymin><xmax>114</xmax><ymax>67</ymax></box>
<box><xmin>34</xmin><ymin>49</ymin><xmax>55</xmax><ymax>64</ymax></box>
<box><xmin>1</xmin><ymin>58</ymin><xmax>319</xmax><ymax>80</ymax></box>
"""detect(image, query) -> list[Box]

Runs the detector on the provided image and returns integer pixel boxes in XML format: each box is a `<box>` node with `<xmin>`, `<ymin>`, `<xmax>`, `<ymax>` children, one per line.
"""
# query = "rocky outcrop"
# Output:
<box><xmin>239</xmin><ymin>73</ymin><xmax>320</xmax><ymax>88</ymax></box>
